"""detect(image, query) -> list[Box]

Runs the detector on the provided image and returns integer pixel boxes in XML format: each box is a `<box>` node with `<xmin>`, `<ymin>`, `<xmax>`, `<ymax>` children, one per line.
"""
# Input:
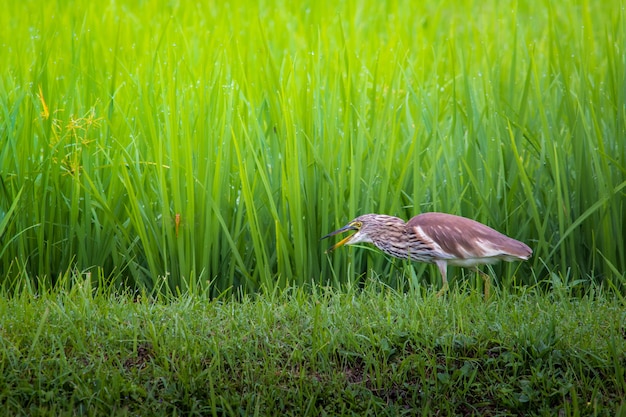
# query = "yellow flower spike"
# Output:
<box><xmin>37</xmin><ymin>85</ymin><xmax>49</xmax><ymax>120</ymax></box>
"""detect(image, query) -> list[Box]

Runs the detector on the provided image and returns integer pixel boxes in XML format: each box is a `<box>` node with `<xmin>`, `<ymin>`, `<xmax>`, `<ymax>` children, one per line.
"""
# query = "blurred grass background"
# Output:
<box><xmin>0</xmin><ymin>0</ymin><xmax>624</xmax><ymax>295</ymax></box>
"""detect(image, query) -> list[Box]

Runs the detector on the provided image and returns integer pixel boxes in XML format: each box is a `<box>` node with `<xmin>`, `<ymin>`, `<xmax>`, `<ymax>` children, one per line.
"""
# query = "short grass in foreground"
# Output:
<box><xmin>0</xmin><ymin>278</ymin><xmax>624</xmax><ymax>416</ymax></box>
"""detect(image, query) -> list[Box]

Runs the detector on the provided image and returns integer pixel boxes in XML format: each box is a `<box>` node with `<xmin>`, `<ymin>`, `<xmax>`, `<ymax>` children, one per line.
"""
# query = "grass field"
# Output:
<box><xmin>1</xmin><ymin>0</ymin><xmax>625</xmax><ymax>415</ymax></box>
<box><xmin>1</xmin><ymin>277</ymin><xmax>625</xmax><ymax>416</ymax></box>
<box><xmin>1</xmin><ymin>0</ymin><xmax>624</xmax><ymax>293</ymax></box>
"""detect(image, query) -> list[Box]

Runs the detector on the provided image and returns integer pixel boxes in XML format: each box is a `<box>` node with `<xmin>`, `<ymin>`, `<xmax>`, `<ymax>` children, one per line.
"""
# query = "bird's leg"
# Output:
<box><xmin>475</xmin><ymin>268</ymin><xmax>491</xmax><ymax>300</ymax></box>
<box><xmin>435</xmin><ymin>260</ymin><xmax>449</xmax><ymax>297</ymax></box>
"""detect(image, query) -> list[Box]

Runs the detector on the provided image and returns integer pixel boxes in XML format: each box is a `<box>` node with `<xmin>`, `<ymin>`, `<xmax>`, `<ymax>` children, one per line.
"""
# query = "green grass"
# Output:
<box><xmin>0</xmin><ymin>0</ymin><xmax>624</xmax><ymax>294</ymax></box>
<box><xmin>0</xmin><ymin>2</ymin><xmax>625</xmax><ymax>414</ymax></box>
<box><xmin>0</xmin><ymin>276</ymin><xmax>624</xmax><ymax>415</ymax></box>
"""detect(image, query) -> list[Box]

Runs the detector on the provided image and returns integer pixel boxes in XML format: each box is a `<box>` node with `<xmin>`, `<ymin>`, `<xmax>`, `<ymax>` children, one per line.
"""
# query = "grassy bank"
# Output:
<box><xmin>0</xmin><ymin>278</ymin><xmax>624</xmax><ymax>416</ymax></box>
<box><xmin>1</xmin><ymin>0</ymin><xmax>625</xmax><ymax>294</ymax></box>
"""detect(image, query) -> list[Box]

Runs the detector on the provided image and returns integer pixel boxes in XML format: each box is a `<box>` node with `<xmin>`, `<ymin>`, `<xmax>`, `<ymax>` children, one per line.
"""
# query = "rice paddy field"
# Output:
<box><xmin>0</xmin><ymin>0</ymin><xmax>625</xmax><ymax>415</ymax></box>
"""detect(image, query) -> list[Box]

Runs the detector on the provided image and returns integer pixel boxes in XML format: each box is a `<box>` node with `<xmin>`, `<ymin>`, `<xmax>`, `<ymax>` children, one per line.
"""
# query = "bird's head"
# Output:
<box><xmin>321</xmin><ymin>214</ymin><xmax>402</xmax><ymax>253</ymax></box>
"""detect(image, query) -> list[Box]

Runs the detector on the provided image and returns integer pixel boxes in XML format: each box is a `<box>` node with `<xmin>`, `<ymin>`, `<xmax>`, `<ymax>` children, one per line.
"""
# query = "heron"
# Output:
<box><xmin>322</xmin><ymin>212</ymin><xmax>532</xmax><ymax>296</ymax></box>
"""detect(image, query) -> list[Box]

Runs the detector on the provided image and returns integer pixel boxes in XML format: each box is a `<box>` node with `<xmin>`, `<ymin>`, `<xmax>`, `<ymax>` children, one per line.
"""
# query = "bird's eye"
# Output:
<box><xmin>353</xmin><ymin>221</ymin><xmax>362</xmax><ymax>228</ymax></box>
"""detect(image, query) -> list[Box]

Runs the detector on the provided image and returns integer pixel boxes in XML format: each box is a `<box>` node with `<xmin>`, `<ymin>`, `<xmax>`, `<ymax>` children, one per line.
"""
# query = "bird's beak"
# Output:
<box><xmin>321</xmin><ymin>223</ymin><xmax>358</xmax><ymax>253</ymax></box>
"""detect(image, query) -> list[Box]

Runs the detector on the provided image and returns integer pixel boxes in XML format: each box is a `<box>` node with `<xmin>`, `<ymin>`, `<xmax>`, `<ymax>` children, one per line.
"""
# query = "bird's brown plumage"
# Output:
<box><xmin>407</xmin><ymin>212</ymin><xmax>532</xmax><ymax>264</ymax></box>
<box><xmin>322</xmin><ymin>212</ymin><xmax>532</xmax><ymax>294</ymax></box>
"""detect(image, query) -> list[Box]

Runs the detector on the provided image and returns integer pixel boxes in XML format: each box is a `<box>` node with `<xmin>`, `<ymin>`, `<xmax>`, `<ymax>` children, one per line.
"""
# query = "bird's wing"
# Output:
<box><xmin>408</xmin><ymin>213</ymin><xmax>530</xmax><ymax>260</ymax></box>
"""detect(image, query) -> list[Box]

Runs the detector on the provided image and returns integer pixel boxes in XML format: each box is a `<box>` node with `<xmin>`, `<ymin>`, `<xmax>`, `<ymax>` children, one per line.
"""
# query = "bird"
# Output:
<box><xmin>321</xmin><ymin>212</ymin><xmax>532</xmax><ymax>296</ymax></box>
